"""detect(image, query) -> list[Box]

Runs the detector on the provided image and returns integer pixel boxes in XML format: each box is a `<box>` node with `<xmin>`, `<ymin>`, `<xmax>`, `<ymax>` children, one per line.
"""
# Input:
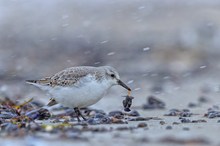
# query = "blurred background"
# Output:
<box><xmin>1</xmin><ymin>0</ymin><xmax>220</xmax><ymax>103</ymax></box>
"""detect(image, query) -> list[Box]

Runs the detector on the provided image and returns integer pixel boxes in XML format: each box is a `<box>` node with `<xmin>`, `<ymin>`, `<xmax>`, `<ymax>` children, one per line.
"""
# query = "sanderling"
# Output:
<box><xmin>26</xmin><ymin>66</ymin><xmax>131</xmax><ymax>121</ymax></box>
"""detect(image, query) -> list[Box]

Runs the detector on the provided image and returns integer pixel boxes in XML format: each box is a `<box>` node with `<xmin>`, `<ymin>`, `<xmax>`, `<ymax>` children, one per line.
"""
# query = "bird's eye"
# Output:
<box><xmin>110</xmin><ymin>74</ymin><xmax>115</xmax><ymax>78</ymax></box>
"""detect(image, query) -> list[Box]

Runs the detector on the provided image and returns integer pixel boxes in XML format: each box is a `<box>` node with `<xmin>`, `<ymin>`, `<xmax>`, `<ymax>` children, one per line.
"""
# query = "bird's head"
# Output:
<box><xmin>102</xmin><ymin>66</ymin><xmax>131</xmax><ymax>92</ymax></box>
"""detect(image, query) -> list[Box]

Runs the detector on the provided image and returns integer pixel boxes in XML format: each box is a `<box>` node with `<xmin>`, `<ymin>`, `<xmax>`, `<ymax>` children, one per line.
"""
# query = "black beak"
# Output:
<box><xmin>118</xmin><ymin>80</ymin><xmax>131</xmax><ymax>91</ymax></box>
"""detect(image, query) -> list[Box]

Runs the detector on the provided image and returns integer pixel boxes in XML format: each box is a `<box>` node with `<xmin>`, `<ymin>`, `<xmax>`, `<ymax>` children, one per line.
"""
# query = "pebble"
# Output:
<box><xmin>198</xmin><ymin>96</ymin><xmax>209</xmax><ymax>103</ymax></box>
<box><xmin>188</xmin><ymin>102</ymin><xmax>198</xmax><ymax>108</ymax></box>
<box><xmin>108</xmin><ymin>111</ymin><xmax>124</xmax><ymax>119</ymax></box>
<box><xmin>142</xmin><ymin>96</ymin><xmax>165</xmax><ymax>110</ymax></box>
<box><xmin>180</xmin><ymin>118</ymin><xmax>191</xmax><ymax>123</ymax></box>
<box><xmin>172</xmin><ymin>122</ymin><xmax>180</xmax><ymax>125</ymax></box>
<box><xmin>116</xmin><ymin>126</ymin><xmax>135</xmax><ymax>131</ymax></box>
<box><xmin>164</xmin><ymin>109</ymin><xmax>193</xmax><ymax>117</ymax></box>
<box><xmin>87</xmin><ymin>113</ymin><xmax>111</xmax><ymax>125</ymax></box>
<box><xmin>166</xmin><ymin>126</ymin><xmax>172</xmax><ymax>130</ymax></box>
<box><xmin>192</xmin><ymin>119</ymin><xmax>207</xmax><ymax>123</ymax></box>
<box><xmin>111</xmin><ymin>117</ymin><xmax>127</xmax><ymax>124</ymax></box>
<box><xmin>183</xmin><ymin>127</ymin><xmax>190</xmax><ymax>131</ymax></box>
<box><xmin>126</xmin><ymin>110</ymin><xmax>140</xmax><ymax>117</ymax></box>
<box><xmin>129</xmin><ymin>117</ymin><xmax>149</xmax><ymax>121</ymax></box>
<box><xmin>137</xmin><ymin>122</ymin><xmax>148</xmax><ymax>128</ymax></box>
<box><xmin>160</xmin><ymin>121</ymin><xmax>166</xmax><ymax>125</ymax></box>
<box><xmin>204</xmin><ymin>107</ymin><xmax>220</xmax><ymax>119</ymax></box>
<box><xmin>180</xmin><ymin>112</ymin><xmax>192</xmax><ymax>117</ymax></box>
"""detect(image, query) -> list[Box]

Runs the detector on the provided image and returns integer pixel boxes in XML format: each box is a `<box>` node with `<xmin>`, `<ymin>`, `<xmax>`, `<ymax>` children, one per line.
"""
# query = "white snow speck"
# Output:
<box><xmin>0</xmin><ymin>85</ymin><xmax>8</xmax><ymax>92</ymax></box>
<box><xmin>67</xmin><ymin>60</ymin><xmax>72</xmax><ymax>63</ymax></box>
<box><xmin>163</xmin><ymin>76</ymin><xmax>170</xmax><ymax>80</ymax></box>
<box><xmin>200</xmin><ymin>65</ymin><xmax>207</xmax><ymax>69</ymax></box>
<box><xmin>83</xmin><ymin>21</ymin><xmax>91</xmax><ymax>27</ymax></box>
<box><xmin>143</xmin><ymin>47</ymin><xmax>150</xmax><ymax>51</ymax></box>
<box><xmin>62</xmin><ymin>15</ymin><xmax>69</xmax><ymax>20</ymax></box>
<box><xmin>174</xmin><ymin>86</ymin><xmax>180</xmax><ymax>90</ymax></box>
<box><xmin>62</xmin><ymin>23</ymin><xmax>69</xmax><ymax>27</ymax></box>
<box><xmin>107</xmin><ymin>52</ymin><xmax>115</xmax><ymax>56</ymax></box>
<box><xmin>94</xmin><ymin>62</ymin><xmax>101</xmax><ymax>65</ymax></box>
<box><xmin>100</xmin><ymin>40</ymin><xmax>109</xmax><ymax>44</ymax></box>
<box><xmin>138</xmin><ymin>6</ymin><xmax>145</xmax><ymax>10</ymax></box>
<box><xmin>134</xmin><ymin>88</ymin><xmax>141</xmax><ymax>91</ymax></box>
<box><xmin>127</xmin><ymin>80</ymin><xmax>134</xmax><ymax>84</ymax></box>
<box><xmin>151</xmin><ymin>73</ymin><xmax>158</xmax><ymax>77</ymax></box>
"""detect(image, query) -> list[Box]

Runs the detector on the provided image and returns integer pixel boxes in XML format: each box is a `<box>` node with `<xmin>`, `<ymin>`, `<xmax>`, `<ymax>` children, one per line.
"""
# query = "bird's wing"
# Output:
<box><xmin>26</xmin><ymin>67</ymin><xmax>91</xmax><ymax>87</ymax></box>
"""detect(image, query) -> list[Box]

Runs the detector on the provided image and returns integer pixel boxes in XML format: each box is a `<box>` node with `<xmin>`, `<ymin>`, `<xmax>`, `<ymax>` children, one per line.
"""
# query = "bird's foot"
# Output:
<box><xmin>74</xmin><ymin>107</ymin><xmax>87</xmax><ymax>122</ymax></box>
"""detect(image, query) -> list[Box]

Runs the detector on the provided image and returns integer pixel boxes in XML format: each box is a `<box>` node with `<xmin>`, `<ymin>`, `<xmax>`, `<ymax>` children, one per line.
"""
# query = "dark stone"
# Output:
<box><xmin>180</xmin><ymin>118</ymin><xmax>191</xmax><ymax>123</ymax></box>
<box><xmin>137</xmin><ymin>122</ymin><xmax>148</xmax><ymax>128</ymax></box>
<box><xmin>198</xmin><ymin>96</ymin><xmax>209</xmax><ymax>103</ymax></box>
<box><xmin>188</xmin><ymin>103</ymin><xmax>198</xmax><ymax>108</ymax></box>
<box><xmin>108</xmin><ymin>111</ymin><xmax>124</xmax><ymax>119</ymax></box>
<box><xmin>183</xmin><ymin>127</ymin><xmax>190</xmax><ymax>131</ymax></box>
<box><xmin>160</xmin><ymin>121</ymin><xmax>166</xmax><ymax>125</ymax></box>
<box><xmin>166</xmin><ymin>126</ymin><xmax>172</xmax><ymax>130</ymax></box>
<box><xmin>142</xmin><ymin>96</ymin><xmax>165</xmax><ymax>110</ymax></box>
<box><xmin>127</xmin><ymin>110</ymin><xmax>140</xmax><ymax>117</ymax></box>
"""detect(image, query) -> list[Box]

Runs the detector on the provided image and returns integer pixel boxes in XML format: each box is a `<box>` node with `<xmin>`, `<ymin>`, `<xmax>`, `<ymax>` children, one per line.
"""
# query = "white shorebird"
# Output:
<box><xmin>26</xmin><ymin>66</ymin><xmax>131</xmax><ymax>121</ymax></box>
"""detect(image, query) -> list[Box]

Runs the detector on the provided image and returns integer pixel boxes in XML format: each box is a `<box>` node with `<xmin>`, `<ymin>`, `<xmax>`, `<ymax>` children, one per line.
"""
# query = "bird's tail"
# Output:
<box><xmin>26</xmin><ymin>78</ymin><xmax>52</xmax><ymax>91</ymax></box>
<box><xmin>26</xmin><ymin>77</ymin><xmax>51</xmax><ymax>85</ymax></box>
<box><xmin>26</xmin><ymin>80</ymin><xmax>38</xmax><ymax>84</ymax></box>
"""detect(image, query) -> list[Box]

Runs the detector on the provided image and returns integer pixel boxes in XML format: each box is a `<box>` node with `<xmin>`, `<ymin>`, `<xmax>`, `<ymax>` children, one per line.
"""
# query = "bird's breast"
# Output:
<box><xmin>48</xmin><ymin>79</ymin><xmax>112</xmax><ymax>108</ymax></box>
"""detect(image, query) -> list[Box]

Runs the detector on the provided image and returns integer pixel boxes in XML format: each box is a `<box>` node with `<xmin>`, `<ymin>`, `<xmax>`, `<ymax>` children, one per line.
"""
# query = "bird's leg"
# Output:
<box><xmin>74</xmin><ymin>107</ymin><xmax>87</xmax><ymax>122</ymax></box>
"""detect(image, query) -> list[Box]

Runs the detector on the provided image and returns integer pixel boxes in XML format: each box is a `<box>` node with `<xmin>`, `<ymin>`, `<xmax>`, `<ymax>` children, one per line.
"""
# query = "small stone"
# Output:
<box><xmin>166</xmin><ymin>126</ymin><xmax>172</xmax><ymax>130</ymax></box>
<box><xmin>208</xmin><ymin>113</ymin><xmax>216</xmax><ymax>118</ymax></box>
<box><xmin>94</xmin><ymin>113</ymin><xmax>106</xmax><ymax>119</ymax></box>
<box><xmin>129</xmin><ymin>117</ymin><xmax>148</xmax><ymax>121</ymax></box>
<box><xmin>137</xmin><ymin>122</ymin><xmax>148</xmax><ymax>128</ymax></box>
<box><xmin>180</xmin><ymin>118</ymin><xmax>191</xmax><ymax>123</ymax></box>
<box><xmin>87</xmin><ymin>113</ymin><xmax>111</xmax><ymax>125</ymax></box>
<box><xmin>160</xmin><ymin>121</ymin><xmax>166</xmax><ymax>125</ymax></box>
<box><xmin>108</xmin><ymin>111</ymin><xmax>124</xmax><ymax>119</ymax></box>
<box><xmin>111</xmin><ymin>117</ymin><xmax>127</xmax><ymax>124</ymax></box>
<box><xmin>142</xmin><ymin>96</ymin><xmax>165</xmax><ymax>110</ymax></box>
<box><xmin>183</xmin><ymin>127</ymin><xmax>190</xmax><ymax>131</ymax></box>
<box><xmin>188</xmin><ymin>103</ymin><xmax>198</xmax><ymax>108</ymax></box>
<box><xmin>182</xmin><ymin>109</ymin><xmax>190</xmax><ymax>112</ymax></box>
<box><xmin>127</xmin><ymin>110</ymin><xmax>140</xmax><ymax>117</ymax></box>
<box><xmin>172</xmin><ymin>122</ymin><xmax>180</xmax><ymax>125</ymax></box>
<box><xmin>192</xmin><ymin>119</ymin><xmax>207</xmax><ymax>123</ymax></box>
<box><xmin>116</xmin><ymin>126</ymin><xmax>134</xmax><ymax>131</ymax></box>
<box><xmin>164</xmin><ymin>111</ymin><xmax>178</xmax><ymax>116</ymax></box>
<box><xmin>198</xmin><ymin>96</ymin><xmax>208</xmax><ymax>103</ymax></box>
<box><xmin>180</xmin><ymin>112</ymin><xmax>192</xmax><ymax>117</ymax></box>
